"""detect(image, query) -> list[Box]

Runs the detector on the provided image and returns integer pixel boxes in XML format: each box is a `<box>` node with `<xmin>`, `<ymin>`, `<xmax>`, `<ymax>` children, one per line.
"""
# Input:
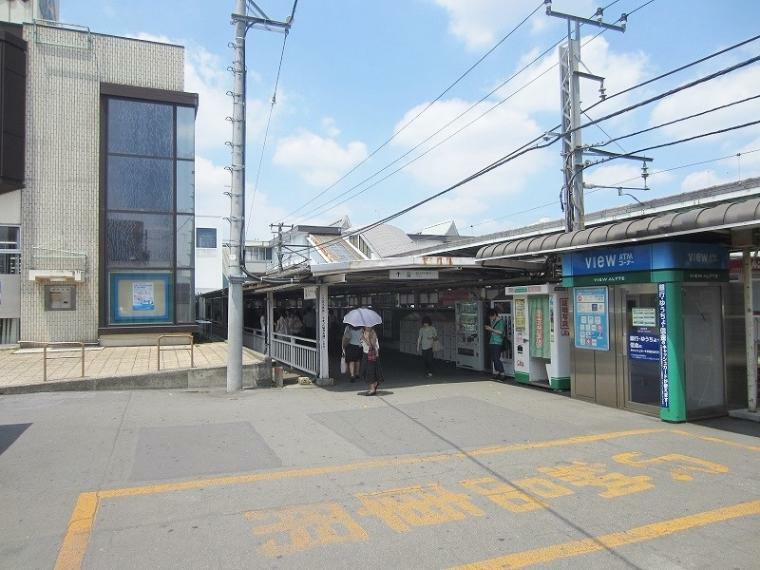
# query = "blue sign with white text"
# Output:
<box><xmin>562</xmin><ymin>242</ymin><xmax>728</xmax><ymax>278</ymax></box>
<box><xmin>628</xmin><ymin>328</ymin><xmax>660</xmax><ymax>361</ymax></box>
<box><xmin>658</xmin><ymin>283</ymin><xmax>669</xmax><ymax>408</ymax></box>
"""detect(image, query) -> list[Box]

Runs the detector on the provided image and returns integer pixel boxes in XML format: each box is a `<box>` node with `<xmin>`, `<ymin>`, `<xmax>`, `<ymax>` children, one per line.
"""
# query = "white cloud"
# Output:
<box><xmin>273</xmin><ymin>130</ymin><xmax>368</xmax><ymax>186</ymax></box>
<box><xmin>321</xmin><ymin>117</ymin><xmax>341</xmax><ymax>138</ymax></box>
<box><xmin>649</xmin><ymin>66</ymin><xmax>760</xmax><ymax>144</ymax></box>
<box><xmin>433</xmin><ymin>0</ymin><xmax>595</xmax><ymax>50</ymax></box>
<box><xmin>194</xmin><ymin>155</ymin><xmax>288</xmax><ymax>241</ymax></box>
<box><xmin>585</xmin><ymin>164</ymin><xmax>648</xmax><ymax>188</ymax></box>
<box><xmin>680</xmin><ymin>170</ymin><xmax>730</xmax><ymax>192</ymax></box>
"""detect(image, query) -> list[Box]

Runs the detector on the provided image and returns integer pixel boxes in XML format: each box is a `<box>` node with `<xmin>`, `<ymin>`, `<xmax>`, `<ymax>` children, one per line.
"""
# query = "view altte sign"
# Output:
<box><xmin>389</xmin><ymin>270</ymin><xmax>439</xmax><ymax>280</ymax></box>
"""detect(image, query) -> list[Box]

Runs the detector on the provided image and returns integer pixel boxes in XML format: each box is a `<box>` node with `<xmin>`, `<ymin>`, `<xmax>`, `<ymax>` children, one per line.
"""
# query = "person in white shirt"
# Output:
<box><xmin>342</xmin><ymin>325</ymin><xmax>363</xmax><ymax>382</ymax></box>
<box><xmin>417</xmin><ymin>316</ymin><xmax>438</xmax><ymax>377</ymax></box>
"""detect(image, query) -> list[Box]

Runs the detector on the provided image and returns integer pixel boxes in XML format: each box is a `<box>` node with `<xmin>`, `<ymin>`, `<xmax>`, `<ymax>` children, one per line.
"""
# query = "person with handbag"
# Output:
<box><xmin>360</xmin><ymin>326</ymin><xmax>383</xmax><ymax>395</ymax></box>
<box><xmin>417</xmin><ymin>316</ymin><xmax>438</xmax><ymax>378</ymax></box>
<box><xmin>342</xmin><ymin>324</ymin><xmax>363</xmax><ymax>382</ymax></box>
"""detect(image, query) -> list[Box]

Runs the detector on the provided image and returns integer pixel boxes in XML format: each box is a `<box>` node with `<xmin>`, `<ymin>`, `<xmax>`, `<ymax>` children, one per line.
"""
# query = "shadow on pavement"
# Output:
<box><xmin>696</xmin><ymin>416</ymin><xmax>760</xmax><ymax>438</ymax></box>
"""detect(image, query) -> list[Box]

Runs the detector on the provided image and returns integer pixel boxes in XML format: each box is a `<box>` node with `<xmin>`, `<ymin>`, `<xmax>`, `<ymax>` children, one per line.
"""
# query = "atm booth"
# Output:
<box><xmin>563</xmin><ymin>241</ymin><xmax>729</xmax><ymax>421</ymax></box>
<box><xmin>506</xmin><ymin>284</ymin><xmax>571</xmax><ymax>390</ymax></box>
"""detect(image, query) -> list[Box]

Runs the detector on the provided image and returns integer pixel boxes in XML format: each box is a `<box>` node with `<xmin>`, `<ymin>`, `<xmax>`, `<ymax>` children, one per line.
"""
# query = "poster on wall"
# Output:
<box><xmin>529</xmin><ymin>296</ymin><xmax>551</xmax><ymax>359</ymax></box>
<box><xmin>132</xmin><ymin>282</ymin><xmax>156</xmax><ymax>311</ymax></box>
<box><xmin>514</xmin><ymin>298</ymin><xmax>526</xmax><ymax>332</ymax></box>
<box><xmin>573</xmin><ymin>287</ymin><xmax>610</xmax><ymax>350</ymax></box>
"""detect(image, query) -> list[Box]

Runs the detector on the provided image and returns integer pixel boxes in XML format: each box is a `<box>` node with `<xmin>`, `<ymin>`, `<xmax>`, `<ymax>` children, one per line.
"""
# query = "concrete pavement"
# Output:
<box><xmin>0</xmin><ymin>378</ymin><xmax>758</xmax><ymax>569</ymax></box>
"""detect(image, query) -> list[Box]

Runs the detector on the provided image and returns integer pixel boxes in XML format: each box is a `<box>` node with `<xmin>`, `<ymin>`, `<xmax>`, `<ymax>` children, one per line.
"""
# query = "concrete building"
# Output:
<box><xmin>0</xmin><ymin>16</ymin><xmax>198</xmax><ymax>346</ymax></box>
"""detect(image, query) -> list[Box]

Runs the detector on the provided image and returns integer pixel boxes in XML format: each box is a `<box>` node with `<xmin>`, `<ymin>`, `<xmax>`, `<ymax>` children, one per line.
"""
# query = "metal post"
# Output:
<box><xmin>266</xmin><ymin>291</ymin><xmax>274</xmax><ymax>357</ymax></box>
<box><xmin>226</xmin><ymin>0</ymin><xmax>247</xmax><ymax>392</ymax></box>
<box><xmin>744</xmin><ymin>250</ymin><xmax>757</xmax><ymax>412</ymax></box>
<box><xmin>43</xmin><ymin>344</ymin><xmax>47</xmax><ymax>382</ymax></box>
<box><xmin>569</xmin><ymin>21</ymin><xmax>585</xmax><ymax>231</ymax></box>
<box><xmin>318</xmin><ymin>284</ymin><xmax>330</xmax><ymax>380</ymax></box>
<box><xmin>81</xmin><ymin>343</ymin><xmax>85</xmax><ymax>378</ymax></box>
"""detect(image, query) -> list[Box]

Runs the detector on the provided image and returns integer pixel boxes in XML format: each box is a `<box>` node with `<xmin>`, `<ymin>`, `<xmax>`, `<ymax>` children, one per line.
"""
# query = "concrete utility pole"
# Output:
<box><xmin>270</xmin><ymin>222</ymin><xmax>293</xmax><ymax>272</ymax></box>
<box><xmin>546</xmin><ymin>1</ymin><xmax>636</xmax><ymax>232</ymax></box>
<box><xmin>227</xmin><ymin>0</ymin><xmax>296</xmax><ymax>392</ymax></box>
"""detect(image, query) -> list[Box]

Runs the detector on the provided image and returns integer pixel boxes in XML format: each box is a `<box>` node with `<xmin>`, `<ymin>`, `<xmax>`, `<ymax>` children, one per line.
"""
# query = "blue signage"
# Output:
<box><xmin>573</xmin><ymin>286</ymin><xmax>610</xmax><ymax>351</ymax></box>
<box><xmin>628</xmin><ymin>328</ymin><xmax>660</xmax><ymax>361</ymax></box>
<box><xmin>562</xmin><ymin>242</ymin><xmax>728</xmax><ymax>277</ymax></box>
<box><xmin>658</xmin><ymin>284</ymin><xmax>669</xmax><ymax>408</ymax></box>
<box><xmin>563</xmin><ymin>245</ymin><xmax>651</xmax><ymax>275</ymax></box>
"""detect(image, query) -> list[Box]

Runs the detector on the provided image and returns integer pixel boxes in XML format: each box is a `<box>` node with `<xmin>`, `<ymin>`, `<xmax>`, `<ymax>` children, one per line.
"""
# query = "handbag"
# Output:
<box><xmin>340</xmin><ymin>356</ymin><xmax>347</xmax><ymax>374</ymax></box>
<box><xmin>432</xmin><ymin>339</ymin><xmax>442</xmax><ymax>353</ymax></box>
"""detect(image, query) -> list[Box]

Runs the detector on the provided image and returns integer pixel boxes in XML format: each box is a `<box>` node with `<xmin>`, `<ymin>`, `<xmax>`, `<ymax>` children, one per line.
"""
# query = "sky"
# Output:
<box><xmin>62</xmin><ymin>0</ymin><xmax>760</xmax><ymax>241</ymax></box>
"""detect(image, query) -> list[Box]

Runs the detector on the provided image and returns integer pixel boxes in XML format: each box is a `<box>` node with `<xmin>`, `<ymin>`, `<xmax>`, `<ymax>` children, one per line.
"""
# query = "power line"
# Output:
<box><xmin>303</xmin><ymin>34</ymin><xmax>760</xmax><ymax>225</ymax></box>
<box><xmin>246</xmin><ymin>30</ymin><xmax>290</xmax><ymax>240</ymax></box>
<box><xmin>278</xmin><ymin>0</ymin><xmax>546</xmax><ymax>222</ymax></box>
<box><xmin>284</xmin><ymin>49</ymin><xmax>760</xmax><ymax>258</ymax></box>
<box><xmin>293</xmin><ymin>8</ymin><xmax>633</xmax><ymax>224</ymax></box>
<box><xmin>470</xmin><ymin>146</ymin><xmax>760</xmax><ymax>230</ymax></box>
<box><xmin>593</xmin><ymin>93</ymin><xmax>760</xmax><ymax>148</ymax></box>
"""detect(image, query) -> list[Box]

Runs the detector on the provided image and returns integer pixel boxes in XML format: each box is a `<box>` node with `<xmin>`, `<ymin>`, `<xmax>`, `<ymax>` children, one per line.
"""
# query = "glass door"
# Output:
<box><xmin>622</xmin><ymin>285</ymin><xmax>661</xmax><ymax>414</ymax></box>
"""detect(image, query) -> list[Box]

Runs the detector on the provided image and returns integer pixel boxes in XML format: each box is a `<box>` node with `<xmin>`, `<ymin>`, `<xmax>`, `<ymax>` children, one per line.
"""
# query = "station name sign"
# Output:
<box><xmin>389</xmin><ymin>270</ymin><xmax>439</xmax><ymax>280</ymax></box>
<box><xmin>562</xmin><ymin>242</ymin><xmax>728</xmax><ymax>277</ymax></box>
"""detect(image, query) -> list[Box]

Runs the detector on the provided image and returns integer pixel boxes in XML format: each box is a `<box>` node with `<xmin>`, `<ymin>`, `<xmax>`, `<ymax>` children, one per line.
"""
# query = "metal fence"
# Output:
<box><xmin>243</xmin><ymin>327</ymin><xmax>267</xmax><ymax>354</ymax></box>
<box><xmin>271</xmin><ymin>332</ymin><xmax>318</xmax><ymax>376</ymax></box>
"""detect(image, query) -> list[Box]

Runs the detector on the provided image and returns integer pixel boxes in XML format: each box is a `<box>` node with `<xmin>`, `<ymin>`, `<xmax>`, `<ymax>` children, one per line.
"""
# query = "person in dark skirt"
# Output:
<box><xmin>342</xmin><ymin>324</ymin><xmax>363</xmax><ymax>382</ymax></box>
<box><xmin>360</xmin><ymin>326</ymin><xmax>383</xmax><ymax>395</ymax></box>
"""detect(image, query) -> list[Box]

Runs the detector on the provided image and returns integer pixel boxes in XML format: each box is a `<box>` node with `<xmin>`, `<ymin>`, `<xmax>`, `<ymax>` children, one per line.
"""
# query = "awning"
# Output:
<box><xmin>477</xmin><ymin>197</ymin><xmax>760</xmax><ymax>260</ymax></box>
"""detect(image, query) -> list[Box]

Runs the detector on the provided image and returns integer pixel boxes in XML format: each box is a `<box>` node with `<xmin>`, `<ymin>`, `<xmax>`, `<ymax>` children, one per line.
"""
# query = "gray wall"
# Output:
<box><xmin>20</xmin><ymin>25</ymin><xmax>185</xmax><ymax>342</ymax></box>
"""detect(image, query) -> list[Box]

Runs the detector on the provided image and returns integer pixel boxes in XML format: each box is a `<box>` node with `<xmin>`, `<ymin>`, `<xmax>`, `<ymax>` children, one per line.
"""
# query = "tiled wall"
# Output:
<box><xmin>20</xmin><ymin>26</ymin><xmax>185</xmax><ymax>342</ymax></box>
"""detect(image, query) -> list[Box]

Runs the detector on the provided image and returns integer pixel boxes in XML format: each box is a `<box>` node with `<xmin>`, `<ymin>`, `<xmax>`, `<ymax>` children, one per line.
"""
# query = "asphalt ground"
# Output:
<box><xmin>0</xmin><ymin>376</ymin><xmax>758</xmax><ymax>569</ymax></box>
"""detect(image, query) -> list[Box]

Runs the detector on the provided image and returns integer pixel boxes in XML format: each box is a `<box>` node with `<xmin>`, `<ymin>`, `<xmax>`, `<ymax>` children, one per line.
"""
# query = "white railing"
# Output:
<box><xmin>271</xmin><ymin>332</ymin><xmax>318</xmax><ymax>376</ymax></box>
<box><xmin>243</xmin><ymin>327</ymin><xmax>267</xmax><ymax>354</ymax></box>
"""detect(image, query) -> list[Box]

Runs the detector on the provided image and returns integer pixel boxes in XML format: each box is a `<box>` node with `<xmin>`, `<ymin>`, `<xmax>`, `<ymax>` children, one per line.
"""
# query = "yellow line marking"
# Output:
<box><xmin>670</xmin><ymin>429</ymin><xmax>760</xmax><ymax>452</ymax></box>
<box><xmin>98</xmin><ymin>428</ymin><xmax>663</xmax><ymax>499</ymax></box>
<box><xmin>453</xmin><ymin>499</ymin><xmax>760</xmax><ymax>569</ymax></box>
<box><xmin>53</xmin><ymin>492</ymin><xmax>98</xmax><ymax>570</ymax></box>
<box><xmin>53</xmin><ymin>428</ymin><xmax>661</xmax><ymax>570</ymax></box>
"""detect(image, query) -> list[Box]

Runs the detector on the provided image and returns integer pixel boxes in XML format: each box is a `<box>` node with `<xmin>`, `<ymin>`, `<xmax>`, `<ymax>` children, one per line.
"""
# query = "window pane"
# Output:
<box><xmin>0</xmin><ymin>226</ymin><xmax>20</xmax><ymax>249</ymax></box>
<box><xmin>176</xmin><ymin>214</ymin><xmax>194</xmax><ymax>268</ymax></box>
<box><xmin>196</xmin><ymin>228</ymin><xmax>217</xmax><ymax>249</ymax></box>
<box><xmin>176</xmin><ymin>270</ymin><xmax>194</xmax><ymax>323</ymax></box>
<box><xmin>107</xmin><ymin>156</ymin><xmax>173</xmax><ymax>212</ymax></box>
<box><xmin>107</xmin><ymin>99</ymin><xmax>173</xmax><ymax>157</ymax></box>
<box><xmin>106</xmin><ymin>212</ymin><xmax>173</xmax><ymax>267</ymax></box>
<box><xmin>176</xmin><ymin>106</ymin><xmax>195</xmax><ymax>159</ymax></box>
<box><xmin>177</xmin><ymin>160</ymin><xmax>194</xmax><ymax>213</ymax></box>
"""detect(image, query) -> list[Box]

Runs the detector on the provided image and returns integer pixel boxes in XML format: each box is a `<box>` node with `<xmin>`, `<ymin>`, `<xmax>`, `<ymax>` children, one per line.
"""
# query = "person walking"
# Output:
<box><xmin>360</xmin><ymin>326</ymin><xmax>382</xmax><ymax>395</ymax></box>
<box><xmin>342</xmin><ymin>324</ymin><xmax>363</xmax><ymax>382</ymax></box>
<box><xmin>485</xmin><ymin>309</ymin><xmax>506</xmax><ymax>381</ymax></box>
<box><xmin>417</xmin><ymin>316</ymin><xmax>438</xmax><ymax>377</ymax></box>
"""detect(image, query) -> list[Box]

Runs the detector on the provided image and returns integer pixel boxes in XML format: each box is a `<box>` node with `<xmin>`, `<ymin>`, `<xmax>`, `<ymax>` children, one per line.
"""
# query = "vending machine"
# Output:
<box><xmin>455</xmin><ymin>301</ymin><xmax>485</xmax><ymax>370</ymax></box>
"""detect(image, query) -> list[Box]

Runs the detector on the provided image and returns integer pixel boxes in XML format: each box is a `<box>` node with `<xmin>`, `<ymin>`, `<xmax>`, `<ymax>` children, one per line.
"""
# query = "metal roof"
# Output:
<box><xmin>309</xmin><ymin>234</ymin><xmax>363</xmax><ymax>263</ymax></box>
<box><xmin>477</xmin><ymin>196</ymin><xmax>760</xmax><ymax>260</ymax></box>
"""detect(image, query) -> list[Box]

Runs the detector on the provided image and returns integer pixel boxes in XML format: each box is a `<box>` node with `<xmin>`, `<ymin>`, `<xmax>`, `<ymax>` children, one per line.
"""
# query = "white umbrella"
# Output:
<box><xmin>343</xmin><ymin>307</ymin><xmax>382</xmax><ymax>328</ymax></box>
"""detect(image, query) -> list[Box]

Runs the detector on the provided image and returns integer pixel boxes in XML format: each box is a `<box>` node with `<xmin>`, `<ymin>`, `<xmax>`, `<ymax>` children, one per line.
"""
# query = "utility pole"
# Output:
<box><xmin>546</xmin><ymin>1</ymin><xmax>633</xmax><ymax>232</ymax></box>
<box><xmin>270</xmin><ymin>222</ymin><xmax>293</xmax><ymax>271</ymax></box>
<box><xmin>227</xmin><ymin>1</ymin><xmax>296</xmax><ymax>392</ymax></box>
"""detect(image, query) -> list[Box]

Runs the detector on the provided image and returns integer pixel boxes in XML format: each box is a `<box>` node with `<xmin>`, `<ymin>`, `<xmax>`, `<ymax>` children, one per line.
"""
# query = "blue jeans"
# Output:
<box><xmin>489</xmin><ymin>344</ymin><xmax>504</xmax><ymax>374</ymax></box>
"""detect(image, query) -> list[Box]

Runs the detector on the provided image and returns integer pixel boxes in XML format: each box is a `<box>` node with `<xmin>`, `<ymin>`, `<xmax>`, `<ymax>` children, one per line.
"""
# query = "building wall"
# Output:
<box><xmin>0</xmin><ymin>189</ymin><xmax>20</xmax><ymax>224</ymax></box>
<box><xmin>20</xmin><ymin>25</ymin><xmax>184</xmax><ymax>342</ymax></box>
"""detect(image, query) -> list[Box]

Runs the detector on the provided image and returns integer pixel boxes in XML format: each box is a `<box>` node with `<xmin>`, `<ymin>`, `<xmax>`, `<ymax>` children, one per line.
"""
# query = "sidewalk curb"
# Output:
<box><xmin>0</xmin><ymin>361</ymin><xmax>275</xmax><ymax>395</ymax></box>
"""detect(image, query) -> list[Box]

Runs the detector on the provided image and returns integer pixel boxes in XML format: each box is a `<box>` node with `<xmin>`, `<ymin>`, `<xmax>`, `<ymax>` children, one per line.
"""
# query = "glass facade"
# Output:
<box><xmin>103</xmin><ymin>97</ymin><xmax>195</xmax><ymax>326</ymax></box>
<box><xmin>196</xmin><ymin>228</ymin><xmax>217</xmax><ymax>249</ymax></box>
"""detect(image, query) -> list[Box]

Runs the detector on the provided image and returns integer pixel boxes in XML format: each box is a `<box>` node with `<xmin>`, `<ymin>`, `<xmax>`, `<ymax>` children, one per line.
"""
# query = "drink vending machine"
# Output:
<box><xmin>455</xmin><ymin>301</ymin><xmax>485</xmax><ymax>370</ymax></box>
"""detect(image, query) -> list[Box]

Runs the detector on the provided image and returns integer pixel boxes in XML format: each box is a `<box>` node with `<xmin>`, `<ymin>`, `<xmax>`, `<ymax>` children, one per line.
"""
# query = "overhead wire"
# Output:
<box><xmin>469</xmin><ymin>146</ymin><xmax>760</xmax><ymax>231</ymax></box>
<box><xmin>295</xmin><ymin>4</ymin><xmax>656</xmax><ymax>223</ymax></box>
<box><xmin>278</xmin><ymin>0</ymin><xmax>547</xmax><ymax>222</ymax></box>
<box><xmin>280</xmin><ymin>42</ymin><xmax>760</xmax><ymax>260</ymax></box>
<box><xmin>246</xmin><ymin>29</ymin><xmax>290</xmax><ymax>240</ymax></box>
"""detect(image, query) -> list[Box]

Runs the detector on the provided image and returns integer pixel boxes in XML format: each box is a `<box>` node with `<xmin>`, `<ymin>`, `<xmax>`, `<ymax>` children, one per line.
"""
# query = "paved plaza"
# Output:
<box><xmin>0</xmin><ymin>342</ymin><xmax>261</xmax><ymax>388</ymax></box>
<box><xmin>0</xmin><ymin>376</ymin><xmax>758</xmax><ymax>569</ymax></box>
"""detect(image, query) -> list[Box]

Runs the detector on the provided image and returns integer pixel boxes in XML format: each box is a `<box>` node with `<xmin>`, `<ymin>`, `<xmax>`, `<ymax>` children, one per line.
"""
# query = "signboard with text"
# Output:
<box><xmin>389</xmin><ymin>270</ymin><xmax>439</xmax><ymax>280</ymax></box>
<box><xmin>573</xmin><ymin>287</ymin><xmax>609</xmax><ymax>350</ymax></box>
